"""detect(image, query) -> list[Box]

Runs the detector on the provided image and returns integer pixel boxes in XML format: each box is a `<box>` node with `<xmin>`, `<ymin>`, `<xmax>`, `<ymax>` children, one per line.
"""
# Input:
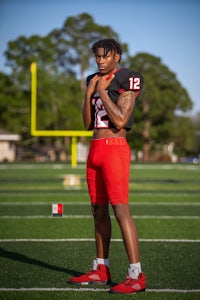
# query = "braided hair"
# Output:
<box><xmin>91</xmin><ymin>39</ymin><xmax>123</xmax><ymax>61</ymax></box>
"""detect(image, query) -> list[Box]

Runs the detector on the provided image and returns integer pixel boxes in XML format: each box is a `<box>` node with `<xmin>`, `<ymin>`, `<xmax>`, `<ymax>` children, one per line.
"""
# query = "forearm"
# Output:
<box><xmin>82</xmin><ymin>94</ymin><xmax>94</xmax><ymax>130</ymax></box>
<box><xmin>98</xmin><ymin>90</ymin><xmax>136</xmax><ymax>130</ymax></box>
<box><xmin>83</xmin><ymin>74</ymin><xmax>99</xmax><ymax>130</ymax></box>
<box><xmin>99</xmin><ymin>91</ymin><xmax>124</xmax><ymax>128</ymax></box>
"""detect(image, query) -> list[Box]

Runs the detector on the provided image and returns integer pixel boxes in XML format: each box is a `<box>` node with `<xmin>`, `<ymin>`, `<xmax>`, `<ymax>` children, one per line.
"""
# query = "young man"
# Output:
<box><xmin>70</xmin><ymin>38</ymin><xmax>146</xmax><ymax>294</ymax></box>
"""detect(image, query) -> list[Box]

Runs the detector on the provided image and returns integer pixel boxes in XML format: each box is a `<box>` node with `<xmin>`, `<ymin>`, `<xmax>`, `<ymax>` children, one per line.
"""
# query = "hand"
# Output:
<box><xmin>97</xmin><ymin>74</ymin><xmax>115</xmax><ymax>94</ymax></box>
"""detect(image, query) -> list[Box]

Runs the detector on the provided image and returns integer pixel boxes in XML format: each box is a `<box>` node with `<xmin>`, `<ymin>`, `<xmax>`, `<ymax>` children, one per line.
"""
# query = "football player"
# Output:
<box><xmin>70</xmin><ymin>38</ymin><xmax>146</xmax><ymax>294</ymax></box>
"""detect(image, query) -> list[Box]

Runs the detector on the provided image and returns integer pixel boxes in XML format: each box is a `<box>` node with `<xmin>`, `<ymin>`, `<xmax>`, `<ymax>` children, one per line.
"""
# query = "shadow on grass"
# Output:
<box><xmin>0</xmin><ymin>247</ymin><xmax>82</xmax><ymax>277</ymax></box>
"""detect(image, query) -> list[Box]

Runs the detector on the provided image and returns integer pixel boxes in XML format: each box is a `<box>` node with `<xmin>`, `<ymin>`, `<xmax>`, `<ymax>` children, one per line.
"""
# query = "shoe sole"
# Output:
<box><xmin>70</xmin><ymin>280</ymin><xmax>112</xmax><ymax>286</ymax></box>
<box><xmin>109</xmin><ymin>288</ymin><xmax>145</xmax><ymax>294</ymax></box>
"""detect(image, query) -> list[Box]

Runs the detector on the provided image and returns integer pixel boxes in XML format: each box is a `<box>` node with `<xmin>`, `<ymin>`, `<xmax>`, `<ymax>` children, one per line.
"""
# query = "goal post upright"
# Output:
<box><xmin>30</xmin><ymin>62</ymin><xmax>92</xmax><ymax>167</ymax></box>
<box><xmin>30</xmin><ymin>62</ymin><xmax>37</xmax><ymax>135</ymax></box>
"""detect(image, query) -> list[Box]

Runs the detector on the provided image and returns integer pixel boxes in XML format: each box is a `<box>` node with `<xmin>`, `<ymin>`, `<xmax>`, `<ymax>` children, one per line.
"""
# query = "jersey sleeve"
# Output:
<box><xmin>115</xmin><ymin>69</ymin><xmax>144</xmax><ymax>94</ymax></box>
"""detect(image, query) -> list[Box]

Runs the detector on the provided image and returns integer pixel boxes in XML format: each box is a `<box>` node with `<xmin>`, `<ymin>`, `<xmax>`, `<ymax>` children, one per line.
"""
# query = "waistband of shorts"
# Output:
<box><xmin>91</xmin><ymin>137</ymin><xmax>127</xmax><ymax>145</ymax></box>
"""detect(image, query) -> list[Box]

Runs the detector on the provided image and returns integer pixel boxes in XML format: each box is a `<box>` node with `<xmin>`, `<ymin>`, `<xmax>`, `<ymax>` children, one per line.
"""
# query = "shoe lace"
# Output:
<box><xmin>122</xmin><ymin>276</ymin><xmax>135</xmax><ymax>286</ymax></box>
<box><xmin>88</xmin><ymin>269</ymin><xmax>97</xmax><ymax>275</ymax></box>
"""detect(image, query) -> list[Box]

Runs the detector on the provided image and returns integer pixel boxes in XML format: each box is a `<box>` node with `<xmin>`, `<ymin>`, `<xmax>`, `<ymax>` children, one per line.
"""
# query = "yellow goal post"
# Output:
<box><xmin>30</xmin><ymin>62</ymin><xmax>92</xmax><ymax>167</ymax></box>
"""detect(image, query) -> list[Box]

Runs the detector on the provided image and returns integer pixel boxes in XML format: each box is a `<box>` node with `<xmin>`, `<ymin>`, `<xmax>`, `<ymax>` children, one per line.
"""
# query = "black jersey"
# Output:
<box><xmin>87</xmin><ymin>68</ymin><xmax>143</xmax><ymax>131</ymax></box>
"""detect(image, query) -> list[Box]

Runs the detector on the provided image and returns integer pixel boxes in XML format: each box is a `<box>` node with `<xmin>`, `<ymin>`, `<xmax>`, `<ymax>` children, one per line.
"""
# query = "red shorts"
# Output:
<box><xmin>86</xmin><ymin>137</ymin><xmax>131</xmax><ymax>205</ymax></box>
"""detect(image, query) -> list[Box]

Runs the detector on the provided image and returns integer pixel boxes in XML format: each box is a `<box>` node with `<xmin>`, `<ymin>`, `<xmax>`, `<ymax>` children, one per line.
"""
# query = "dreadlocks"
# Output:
<box><xmin>91</xmin><ymin>39</ymin><xmax>123</xmax><ymax>61</ymax></box>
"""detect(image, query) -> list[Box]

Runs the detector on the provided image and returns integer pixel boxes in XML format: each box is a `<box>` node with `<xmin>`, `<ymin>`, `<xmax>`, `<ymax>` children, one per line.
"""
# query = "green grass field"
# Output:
<box><xmin>0</xmin><ymin>162</ymin><xmax>199</xmax><ymax>300</ymax></box>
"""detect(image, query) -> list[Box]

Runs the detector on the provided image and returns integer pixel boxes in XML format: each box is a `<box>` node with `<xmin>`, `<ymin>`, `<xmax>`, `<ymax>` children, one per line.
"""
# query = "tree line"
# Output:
<box><xmin>0</xmin><ymin>13</ymin><xmax>199</xmax><ymax>161</ymax></box>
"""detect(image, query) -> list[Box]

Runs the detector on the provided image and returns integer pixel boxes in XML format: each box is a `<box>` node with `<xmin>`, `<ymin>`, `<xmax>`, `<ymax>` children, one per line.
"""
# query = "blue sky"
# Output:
<box><xmin>0</xmin><ymin>0</ymin><xmax>199</xmax><ymax>114</ymax></box>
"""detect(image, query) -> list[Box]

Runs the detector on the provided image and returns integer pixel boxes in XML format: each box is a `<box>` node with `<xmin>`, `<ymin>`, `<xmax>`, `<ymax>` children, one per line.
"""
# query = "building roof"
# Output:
<box><xmin>0</xmin><ymin>130</ymin><xmax>20</xmax><ymax>141</ymax></box>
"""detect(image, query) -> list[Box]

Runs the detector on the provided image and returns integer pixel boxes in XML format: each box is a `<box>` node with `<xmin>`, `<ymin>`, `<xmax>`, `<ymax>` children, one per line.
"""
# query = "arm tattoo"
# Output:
<box><xmin>102</xmin><ymin>91</ymin><xmax>136</xmax><ymax>126</ymax></box>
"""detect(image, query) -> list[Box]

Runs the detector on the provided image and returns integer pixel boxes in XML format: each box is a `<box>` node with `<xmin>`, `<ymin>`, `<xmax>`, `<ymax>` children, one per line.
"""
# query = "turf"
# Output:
<box><xmin>0</xmin><ymin>162</ymin><xmax>199</xmax><ymax>300</ymax></box>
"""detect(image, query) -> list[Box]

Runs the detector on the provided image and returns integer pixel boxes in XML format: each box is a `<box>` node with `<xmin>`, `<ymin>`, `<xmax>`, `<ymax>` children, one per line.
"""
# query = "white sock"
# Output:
<box><xmin>96</xmin><ymin>258</ymin><xmax>109</xmax><ymax>267</ymax></box>
<box><xmin>92</xmin><ymin>259</ymin><xmax>98</xmax><ymax>270</ymax></box>
<box><xmin>129</xmin><ymin>262</ymin><xmax>141</xmax><ymax>279</ymax></box>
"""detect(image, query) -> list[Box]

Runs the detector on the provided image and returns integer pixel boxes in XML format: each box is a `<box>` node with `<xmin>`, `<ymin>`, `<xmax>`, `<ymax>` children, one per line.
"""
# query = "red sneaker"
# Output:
<box><xmin>109</xmin><ymin>273</ymin><xmax>146</xmax><ymax>294</ymax></box>
<box><xmin>70</xmin><ymin>264</ymin><xmax>112</xmax><ymax>285</ymax></box>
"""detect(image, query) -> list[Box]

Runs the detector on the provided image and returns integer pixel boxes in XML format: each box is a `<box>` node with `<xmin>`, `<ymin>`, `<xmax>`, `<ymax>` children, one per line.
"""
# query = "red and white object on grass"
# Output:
<box><xmin>52</xmin><ymin>203</ymin><xmax>63</xmax><ymax>217</ymax></box>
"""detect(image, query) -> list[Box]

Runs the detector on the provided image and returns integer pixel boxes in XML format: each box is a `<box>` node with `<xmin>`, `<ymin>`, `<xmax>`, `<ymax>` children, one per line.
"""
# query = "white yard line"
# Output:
<box><xmin>0</xmin><ymin>192</ymin><xmax>199</xmax><ymax>198</ymax></box>
<box><xmin>0</xmin><ymin>192</ymin><xmax>200</xmax><ymax>198</ymax></box>
<box><xmin>0</xmin><ymin>238</ymin><xmax>199</xmax><ymax>243</ymax></box>
<box><xmin>0</xmin><ymin>215</ymin><xmax>199</xmax><ymax>219</ymax></box>
<box><xmin>0</xmin><ymin>215</ymin><xmax>91</xmax><ymax>219</ymax></box>
<box><xmin>0</xmin><ymin>287</ymin><xmax>199</xmax><ymax>293</ymax></box>
<box><xmin>0</xmin><ymin>194</ymin><xmax>89</xmax><ymax>198</ymax></box>
<box><xmin>0</xmin><ymin>163</ymin><xmax>199</xmax><ymax>170</ymax></box>
<box><xmin>0</xmin><ymin>201</ymin><xmax>199</xmax><ymax>205</ymax></box>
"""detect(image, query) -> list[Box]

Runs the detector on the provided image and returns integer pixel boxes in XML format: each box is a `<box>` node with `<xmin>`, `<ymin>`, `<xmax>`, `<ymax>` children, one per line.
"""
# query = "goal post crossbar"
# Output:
<box><xmin>31</xmin><ymin>130</ymin><xmax>93</xmax><ymax>137</ymax></box>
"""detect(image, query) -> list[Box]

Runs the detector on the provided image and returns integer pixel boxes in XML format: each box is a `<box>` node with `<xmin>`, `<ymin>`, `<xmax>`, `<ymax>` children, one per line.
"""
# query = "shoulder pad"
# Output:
<box><xmin>86</xmin><ymin>72</ymin><xmax>99</xmax><ymax>86</ymax></box>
